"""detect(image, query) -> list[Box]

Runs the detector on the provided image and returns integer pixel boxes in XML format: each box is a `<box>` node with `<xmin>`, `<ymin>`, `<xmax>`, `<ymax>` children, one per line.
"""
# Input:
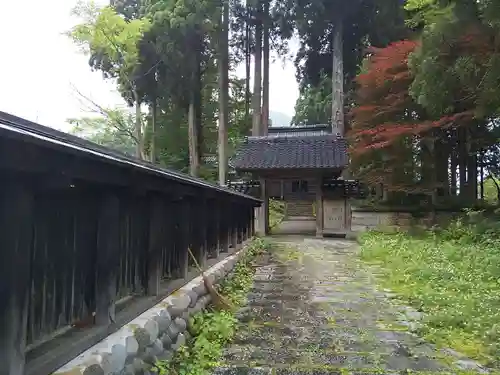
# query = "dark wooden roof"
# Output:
<box><xmin>0</xmin><ymin>111</ymin><xmax>260</xmax><ymax>203</ymax></box>
<box><xmin>230</xmin><ymin>133</ymin><xmax>348</xmax><ymax>171</ymax></box>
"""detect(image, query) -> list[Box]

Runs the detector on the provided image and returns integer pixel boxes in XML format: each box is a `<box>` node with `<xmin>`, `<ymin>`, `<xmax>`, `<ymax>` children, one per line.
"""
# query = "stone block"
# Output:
<box><xmin>172</xmin><ymin>294</ymin><xmax>191</xmax><ymax>310</ymax></box>
<box><xmin>174</xmin><ymin>317</ymin><xmax>187</xmax><ymax>333</ymax></box>
<box><xmin>131</xmin><ymin>358</ymin><xmax>148</xmax><ymax>374</ymax></box>
<box><xmin>134</xmin><ymin>328</ymin><xmax>152</xmax><ymax>351</ymax></box>
<box><xmin>167</xmin><ymin>304</ymin><xmax>185</xmax><ymax>318</ymax></box>
<box><xmin>193</xmin><ymin>283</ymin><xmax>206</xmax><ymax>296</ymax></box>
<box><xmin>149</xmin><ymin>338</ymin><xmax>164</xmax><ymax>356</ymax></box>
<box><xmin>126</xmin><ymin>336</ymin><xmax>139</xmax><ymax>356</ymax></box>
<box><xmin>172</xmin><ymin>333</ymin><xmax>186</xmax><ymax>351</ymax></box>
<box><xmin>108</xmin><ymin>344</ymin><xmax>127</xmax><ymax>374</ymax></box>
<box><xmin>153</xmin><ymin>310</ymin><xmax>172</xmax><ymax>334</ymax></box>
<box><xmin>180</xmin><ymin>310</ymin><xmax>190</xmax><ymax>322</ymax></box>
<box><xmin>187</xmin><ymin>290</ymin><xmax>198</xmax><ymax>307</ymax></box>
<box><xmin>144</xmin><ymin>320</ymin><xmax>159</xmax><ymax>342</ymax></box>
<box><xmin>160</xmin><ymin>333</ymin><xmax>173</xmax><ymax>348</ymax></box>
<box><xmin>166</xmin><ymin>322</ymin><xmax>180</xmax><ymax>339</ymax></box>
<box><xmin>140</xmin><ymin>347</ymin><xmax>158</xmax><ymax>365</ymax></box>
<box><xmin>121</xmin><ymin>364</ymin><xmax>136</xmax><ymax>375</ymax></box>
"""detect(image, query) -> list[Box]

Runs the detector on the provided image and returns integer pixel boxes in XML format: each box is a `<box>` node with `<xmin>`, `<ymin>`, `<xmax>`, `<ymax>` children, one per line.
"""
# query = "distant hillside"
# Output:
<box><xmin>269</xmin><ymin>111</ymin><xmax>292</xmax><ymax>127</ymax></box>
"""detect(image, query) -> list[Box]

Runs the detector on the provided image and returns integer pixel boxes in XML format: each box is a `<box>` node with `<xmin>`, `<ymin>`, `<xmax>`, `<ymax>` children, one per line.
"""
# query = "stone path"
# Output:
<box><xmin>213</xmin><ymin>237</ymin><xmax>485</xmax><ymax>375</ymax></box>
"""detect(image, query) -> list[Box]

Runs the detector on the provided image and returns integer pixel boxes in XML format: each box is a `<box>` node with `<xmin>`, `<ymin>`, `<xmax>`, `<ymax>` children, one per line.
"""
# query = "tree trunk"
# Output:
<box><xmin>188</xmin><ymin>34</ymin><xmax>203</xmax><ymax>178</ymax></box>
<box><xmin>467</xmin><ymin>152</ymin><xmax>477</xmax><ymax>202</ymax></box>
<box><xmin>458</xmin><ymin>127</ymin><xmax>467</xmax><ymax>201</ymax></box>
<box><xmin>251</xmin><ymin>1</ymin><xmax>263</xmax><ymax>136</ymax></box>
<box><xmin>133</xmin><ymin>89</ymin><xmax>145</xmax><ymax>160</ymax></box>
<box><xmin>245</xmin><ymin>3</ymin><xmax>251</xmax><ymax>126</ymax></box>
<box><xmin>188</xmin><ymin>96</ymin><xmax>199</xmax><ymax>177</ymax></box>
<box><xmin>450</xmin><ymin>151</ymin><xmax>457</xmax><ymax>196</ymax></box>
<box><xmin>195</xmin><ymin>52</ymin><xmax>203</xmax><ymax>167</ymax></box>
<box><xmin>149</xmin><ymin>99</ymin><xmax>157</xmax><ymax>163</ymax></box>
<box><xmin>218</xmin><ymin>0</ymin><xmax>229</xmax><ymax>186</ymax></box>
<box><xmin>331</xmin><ymin>17</ymin><xmax>344</xmax><ymax>136</ymax></box>
<box><xmin>261</xmin><ymin>0</ymin><xmax>270</xmax><ymax>135</ymax></box>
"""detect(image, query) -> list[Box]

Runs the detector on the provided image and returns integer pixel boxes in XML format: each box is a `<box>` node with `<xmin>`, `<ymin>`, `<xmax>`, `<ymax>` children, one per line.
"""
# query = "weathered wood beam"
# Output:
<box><xmin>212</xmin><ymin>200</ymin><xmax>221</xmax><ymax>258</ymax></box>
<box><xmin>95</xmin><ymin>193</ymin><xmax>120</xmax><ymax>326</ymax></box>
<box><xmin>147</xmin><ymin>195</ymin><xmax>164</xmax><ymax>296</ymax></box>
<box><xmin>0</xmin><ymin>180</ymin><xmax>34</xmax><ymax>375</ymax></box>
<box><xmin>177</xmin><ymin>199</ymin><xmax>190</xmax><ymax>279</ymax></box>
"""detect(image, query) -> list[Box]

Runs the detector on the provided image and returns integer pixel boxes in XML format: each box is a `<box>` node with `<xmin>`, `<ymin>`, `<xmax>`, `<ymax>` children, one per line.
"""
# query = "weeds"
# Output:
<box><xmin>360</xmin><ymin>215</ymin><xmax>500</xmax><ymax>367</ymax></box>
<box><xmin>153</xmin><ymin>238</ymin><xmax>271</xmax><ymax>375</ymax></box>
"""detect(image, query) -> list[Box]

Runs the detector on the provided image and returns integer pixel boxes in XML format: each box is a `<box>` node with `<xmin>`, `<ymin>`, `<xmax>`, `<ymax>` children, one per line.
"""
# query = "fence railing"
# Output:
<box><xmin>0</xmin><ymin>111</ymin><xmax>260</xmax><ymax>375</ymax></box>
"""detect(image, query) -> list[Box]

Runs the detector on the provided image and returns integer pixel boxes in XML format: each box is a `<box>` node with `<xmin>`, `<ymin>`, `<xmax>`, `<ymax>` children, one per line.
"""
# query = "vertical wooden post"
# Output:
<box><xmin>230</xmin><ymin>205</ymin><xmax>238</xmax><ymax>250</ymax></box>
<box><xmin>162</xmin><ymin>199</ymin><xmax>174</xmax><ymax>279</ymax></box>
<box><xmin>250</xmin><ymin>205</ymin><xmax>255</xmax><ymax>237</ymax></box>
<box><xmin>147</xmin><ymin>195</ymin><xmax>163</xmax><ymax>296</ymax></box>
<box><xmin>316</xmin><ymin>177</ymin><xmax>324</xmax><ymax>238</ymax></box>
<box><xmin>236</xmin><ymin>207</ymin><xmax>242</xmax><ymax>247</ymax></box>
<box><xmin>95</xmin><ymin>193</ymin><xmax>120</xmax><ymax>325</ymax></box>
<box><xmin>257</xmin><ymin>178</ymin><xmax>269</xmax><ymax>235</ymax></box>
<box><xmin>196</xmin><ymin>198</ymin><xmax>208</xmax><ymax>266</ymax></box>
<box><xmin>178</xmin><ymin>198</ymin><xmax>189</xmax><ymax>279</ymax></box>
<box><xmin>0</xmin><ymin>180</ymin><xmax>33</xmax><ymax>375</ymax></box>
<box><xmin>219</xmin><ymin>201</ymin><xmax>229</xmax><ymax>253</ymax></box>
<box><xmin>213</xmin><ymin>200</ymin><xmax>221</xmax><ymax>258</ymax></box>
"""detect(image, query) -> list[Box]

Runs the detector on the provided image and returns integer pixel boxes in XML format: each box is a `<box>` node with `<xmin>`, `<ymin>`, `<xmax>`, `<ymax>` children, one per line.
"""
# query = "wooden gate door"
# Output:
<box><xmin>323</xmin><ymin>200</ymin><xmax>346</xmax><ymax>233</ymax></box>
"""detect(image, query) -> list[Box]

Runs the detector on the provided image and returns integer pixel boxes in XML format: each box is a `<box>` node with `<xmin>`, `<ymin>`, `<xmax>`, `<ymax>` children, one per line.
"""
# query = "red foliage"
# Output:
<box><xmin>347</xmin><ymin>39</ymin><xmax>475</xmax><ymax>191</ymax></box>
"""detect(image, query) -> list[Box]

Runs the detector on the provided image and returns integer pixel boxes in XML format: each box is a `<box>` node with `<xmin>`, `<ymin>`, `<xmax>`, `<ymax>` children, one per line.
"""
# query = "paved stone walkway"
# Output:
<box><xmin>213</xmin><ymin>237</ymin><xmax>485</xmax><ymax>375</ymax></box>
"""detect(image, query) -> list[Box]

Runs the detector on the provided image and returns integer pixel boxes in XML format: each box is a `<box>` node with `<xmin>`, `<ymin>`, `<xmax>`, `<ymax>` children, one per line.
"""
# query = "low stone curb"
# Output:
<box><xmin>54</xmin><ymin>243</ymin><xmax>250</xmax><ymax>375</ymax></box>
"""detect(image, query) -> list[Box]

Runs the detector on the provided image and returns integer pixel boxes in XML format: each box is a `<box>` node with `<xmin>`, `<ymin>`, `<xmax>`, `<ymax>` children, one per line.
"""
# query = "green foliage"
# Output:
<box><xmin>292</xmin><ymin>72</ymin><xmax>332</xmax><ymax>125</ymax></box>
<box><xmin>68</xmin><ymin>108</ymin><xmax>138</xmax><ymax>155</ymax></box>
<box><xmin>360</xmin><ymin>217</ymin><xmax>500</xmax><ymax>366</ymax></box>
<box><xmin>69</xmin><ymin>2</ymin><xmax>151</xmax><ymax>83</ymax></box>
<box><xmin>154</xmin><ymin>238</ymin><xmax>271</xmax><ymax>375</ymax></box>
<box><xmin>408</xmin><ymin>0</ymin><xmax>500</xmax><ymax>120</ymax></box>
<box><xmin>483</xmin><ymin>176</ymin><xmax>500</xmax><ymax>205</ymax></box>
<box><xmin>269</xmin><ymin>199</ymin><xmax>285</xmax><ymax>229</ymax></box>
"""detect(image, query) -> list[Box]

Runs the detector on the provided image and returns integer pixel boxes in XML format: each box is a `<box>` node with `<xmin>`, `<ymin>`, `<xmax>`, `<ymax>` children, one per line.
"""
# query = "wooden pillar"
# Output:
<box><xmin>213</xmin><ymin>199</ymin><xmax>221</xmax><ymax>258</ymax></box>
<box><xmin>0</xmin><ymin>180</ymin><xmax>34</xmax><ymax>375</ymax></box>
<box><xmin>220</xmin><ymin>203</ymin><xmax>231</xmax><ymax>253</ymax></box>
<box><xmin>178</xmin><ymin>198</ymin><xmax>189</xmax><ymax>279</ymax></box>
<box><xmin>257</xmin><ymin>178</ymin><xmax>269</xmax><ymax>235</ymax></box>
<box><xmin>244</xmin><ymin>206</ymin><xmax>250</xmax><ymax>241</ymax></box>
<box><xmin>162</xmin><ymin>199</ymin><xmax>175</xmax><ymax>279</ymax></box>
<box><xmin>230</xmin><ymin>205</ymin><xmax>238</xmax><ymax>250</ymax></box>
<box><xmin>95</xmin><ymin>193</ymin><xmax>120</xmax><ymax>325</ymax></box>
<box><xmin>250</xmin><ymin>205</ymin><xmax>255</xmax><ymax>237</ymax></box>
<box><xmin>188</xmin><ymin>197</ymin><xmax>205</xmax><ymax>267</ymax></box>
<box><xmin>197</xmin><ymin>198</ymin><xmax>208</xmax><ymax>264</ymax></box>
<box><xmin>147</xmin><ymin>195</ymin><xmax>163</xmax><ymax>296</ymax></box>
<box><xmin>238</xmin><ymin>208</ymin><xmax>244</xmax><ymax>244</ymax></box>
<box><xmin>316</xmin><ymin>177</ymin><xmax>324</xmax><ymax>237</ymax></box>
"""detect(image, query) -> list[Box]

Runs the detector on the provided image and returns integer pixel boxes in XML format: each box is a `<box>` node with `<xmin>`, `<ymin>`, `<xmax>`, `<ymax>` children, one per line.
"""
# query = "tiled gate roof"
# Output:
<box><xmin>230</xmin><ymin>134</ymin><xmax>348</xmax><ymax>171</ymax></box>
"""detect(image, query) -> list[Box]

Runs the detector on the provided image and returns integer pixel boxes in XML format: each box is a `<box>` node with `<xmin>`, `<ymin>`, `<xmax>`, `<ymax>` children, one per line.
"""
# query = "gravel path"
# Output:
<box><xmin>213</xmin><ymin>237</ymin><xmax>485</xmax><ymax>375</ymax></box>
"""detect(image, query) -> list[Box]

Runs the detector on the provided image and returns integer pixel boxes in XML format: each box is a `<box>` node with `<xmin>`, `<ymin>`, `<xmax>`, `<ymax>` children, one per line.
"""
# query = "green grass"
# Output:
<box><xmin>269</xmin><ymin>199</ymin><xmax>285</xmax><ymax>229</ymax></box>
<box><xmin>359</xmin><ymin>216</ymin><xmax>500</xmax><ymax>368</ymax></box>
<box><xmin>153</xmin><ymin>238</ymin><xmax>271</xmax><ymax>375</ymax></box>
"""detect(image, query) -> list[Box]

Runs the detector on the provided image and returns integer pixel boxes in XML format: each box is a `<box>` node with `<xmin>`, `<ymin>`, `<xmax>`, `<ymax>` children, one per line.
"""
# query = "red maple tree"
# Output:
<box><xmin>347</xmin><ymin>40</ymin><xmax>473</xmax><ymax>194</ymax></box>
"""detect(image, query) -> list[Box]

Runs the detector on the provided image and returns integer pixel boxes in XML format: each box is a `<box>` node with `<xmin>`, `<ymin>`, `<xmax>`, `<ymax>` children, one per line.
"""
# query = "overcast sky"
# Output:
<box><xmin>0</xmin><ymin>0</ymin><xmax>299</xmax><ymax>131</ymax></box>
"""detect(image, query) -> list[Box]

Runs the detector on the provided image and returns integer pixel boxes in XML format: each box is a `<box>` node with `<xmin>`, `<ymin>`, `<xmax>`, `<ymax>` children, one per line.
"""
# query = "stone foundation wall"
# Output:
<box><xmin>54</xmin><ymin>245</ymin><xmax>248</xmax><ymax>375</ymax></box>
<box><xmin>351</xmin><ymin>210</ymin><xmax>458</xmax><ymax>232</ymax></box>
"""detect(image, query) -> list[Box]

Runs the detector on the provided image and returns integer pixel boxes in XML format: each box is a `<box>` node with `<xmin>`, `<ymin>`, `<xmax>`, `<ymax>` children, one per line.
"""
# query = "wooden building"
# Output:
<box><xmin>231</xmin><ymin>124</ymin><xmax>361</xmax><ymax>236</ymax></box>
